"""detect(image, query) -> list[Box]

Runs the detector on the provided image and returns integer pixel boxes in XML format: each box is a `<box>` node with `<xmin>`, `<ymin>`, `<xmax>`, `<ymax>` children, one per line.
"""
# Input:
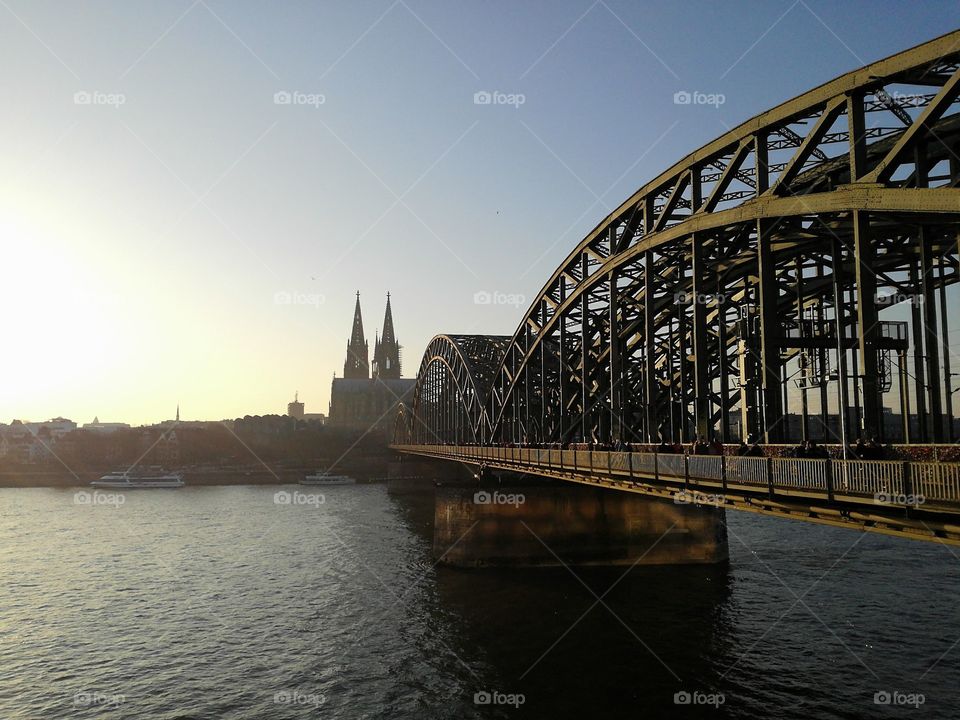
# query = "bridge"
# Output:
<box><xmin>393</xmin><ymin>31</ymin><xmax>960</xmax><ymax>551</ymax></box>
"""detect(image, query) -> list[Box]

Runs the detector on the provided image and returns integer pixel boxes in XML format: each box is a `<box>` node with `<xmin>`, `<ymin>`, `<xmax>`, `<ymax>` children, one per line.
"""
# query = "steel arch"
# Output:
<box><xmin>486</xmin><ymin>29</ymin><xmax>960</xmax><ymax>446</ymax></box>
<box><xmin>406</xmin><ymin>334</ymin><xmax>511</xmax><ymax>444</ymax></box>
<box><xmin>406</xmin><ymin>30</ymin><xmax>960</xmax><ymax>448</ymax></box>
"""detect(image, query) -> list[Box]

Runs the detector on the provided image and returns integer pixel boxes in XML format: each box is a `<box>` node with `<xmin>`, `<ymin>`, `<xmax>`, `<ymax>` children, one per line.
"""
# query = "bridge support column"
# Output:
<box><xmin>920</xmin><ymin>227</ymin><xmax>944</xmax><ymax>442</ymax></box>
<box><xmin>433</xmin><ymin>480</ymin><xmax>728</xmax><ymax>567</ymax></box>
<box><xmin>691</xmin><ymin>232</ymin><xmax>711</xmax><ymax>440</ymax></box>
<box><xmin>853</xmin><ymin>210</ymin><xmax>882</xmax><ymax>439</ymax></box>
<box><xmin>757</xmin><ymin>219</ymin><xmax>784</xmax><ymax>442</ymax></box>
<box><xmin>608</xmin><ymin>271</ymin><xmax>623</xmax><ymax>443</ymax></box>
<box><xmin>643</xmin><ymin>249</ymin><xmax>658</xmax><ymax>443</ymax></box>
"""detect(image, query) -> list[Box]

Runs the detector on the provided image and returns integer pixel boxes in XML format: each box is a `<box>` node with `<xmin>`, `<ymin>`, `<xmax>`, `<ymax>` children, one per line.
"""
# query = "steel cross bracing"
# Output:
<box><xmin>401</xmin><ymin>31</ymin><xmax>960</xmax><ymax>448</ymax></box>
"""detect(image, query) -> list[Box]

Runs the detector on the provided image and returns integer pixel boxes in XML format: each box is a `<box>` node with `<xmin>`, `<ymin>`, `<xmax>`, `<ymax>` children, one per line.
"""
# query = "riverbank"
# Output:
<box><xmin>0</xmin><ymin>461</ymin><xmax>393</xmax><ymax>488</ymax></box>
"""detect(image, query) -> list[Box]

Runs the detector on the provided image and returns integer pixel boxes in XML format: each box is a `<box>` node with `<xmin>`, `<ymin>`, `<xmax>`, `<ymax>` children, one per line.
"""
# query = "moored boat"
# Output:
<box><xmin>91</xmin><ymin>467</ymin><xmax>185</xmax><ymax>489</ymax></box>
<box><xmin>300</xmin><ymin>470</ymin><xmax>355</xmax><ymax>486</ymax></box>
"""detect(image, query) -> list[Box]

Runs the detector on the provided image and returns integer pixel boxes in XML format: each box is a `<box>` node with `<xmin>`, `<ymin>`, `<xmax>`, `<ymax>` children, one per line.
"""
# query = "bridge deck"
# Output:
<box><xmin>391</xmin><ymin>445</ymin><xmax>960</xmax><ymax>546</ymax></box>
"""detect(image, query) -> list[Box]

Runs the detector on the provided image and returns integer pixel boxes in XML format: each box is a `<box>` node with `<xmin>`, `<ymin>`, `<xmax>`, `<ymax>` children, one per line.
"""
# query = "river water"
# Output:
<box><xmin>0</xmin><ymin>484</ymin><xmax>957</xmax><ymax>718</ymax></box>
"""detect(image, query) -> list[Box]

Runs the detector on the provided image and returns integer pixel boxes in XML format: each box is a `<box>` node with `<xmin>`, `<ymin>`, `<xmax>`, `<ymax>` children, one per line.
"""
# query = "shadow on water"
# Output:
<box><xmin>434</xmin><ymin>560</ymin><xmax>734</xmax><ymax>719</ymax></box>
<box><xmin>387</xmin><ymin>482</ymin><xmax>736</xmax><ymax>718</ymax></box>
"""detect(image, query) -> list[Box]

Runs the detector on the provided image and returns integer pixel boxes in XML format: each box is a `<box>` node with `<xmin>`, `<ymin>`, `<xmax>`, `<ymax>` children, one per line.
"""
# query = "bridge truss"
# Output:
<box><xmin>403</xmin><ymin>31</ymin><xmax>960</xmax><ymax>448</ymax></box>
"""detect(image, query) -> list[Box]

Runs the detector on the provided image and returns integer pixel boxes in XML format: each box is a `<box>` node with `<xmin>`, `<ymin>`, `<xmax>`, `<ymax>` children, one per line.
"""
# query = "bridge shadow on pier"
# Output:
<box><xmin>387</xmin><ymin>479</ymin><xmax>736</xmax><ymax>718</ymax></box>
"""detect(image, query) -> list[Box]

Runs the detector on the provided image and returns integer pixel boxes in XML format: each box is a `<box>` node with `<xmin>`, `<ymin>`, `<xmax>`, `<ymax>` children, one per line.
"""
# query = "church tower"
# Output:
<box><xmin>372</xmin><ymin>292</ymin><xmax>402</xmax><ymax>379</ymax></box>
<box><xmin>343</xmin><ymin>291</ymin><xmax>369</xmax><ymax>379</ymax></box>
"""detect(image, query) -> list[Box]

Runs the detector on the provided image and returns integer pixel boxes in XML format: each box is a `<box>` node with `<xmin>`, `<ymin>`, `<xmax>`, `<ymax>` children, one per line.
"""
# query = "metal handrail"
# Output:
<box><xmin>398</xmin><ymin>444</ymin><xmax>960</xmax><ymax>510</ymax></box>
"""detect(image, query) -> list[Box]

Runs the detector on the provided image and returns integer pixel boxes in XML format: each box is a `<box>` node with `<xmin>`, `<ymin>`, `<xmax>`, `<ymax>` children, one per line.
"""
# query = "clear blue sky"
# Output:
<box><xmin>1</xmin><ymin>0</ymin><xmax>956</xmax><ymax>424</ymax></box>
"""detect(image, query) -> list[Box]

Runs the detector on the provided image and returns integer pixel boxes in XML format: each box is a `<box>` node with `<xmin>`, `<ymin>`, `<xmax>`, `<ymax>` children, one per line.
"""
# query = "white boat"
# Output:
<box><xmin>301</xmin><ymin>470</ymin><xmax>355</xmax><ymax>486</ymax></box>
<box><xmin>91</xmin><ymin>468</ymin><xmax>185</xmax><ymax>489</ymax></box>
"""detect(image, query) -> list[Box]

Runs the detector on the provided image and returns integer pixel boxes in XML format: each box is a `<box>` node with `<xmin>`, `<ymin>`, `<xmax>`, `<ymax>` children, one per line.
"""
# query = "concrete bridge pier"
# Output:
<box><xmin>434</xmin><ymin>480</ymin><xmax>728</xmax><ymax>568</ymax></box>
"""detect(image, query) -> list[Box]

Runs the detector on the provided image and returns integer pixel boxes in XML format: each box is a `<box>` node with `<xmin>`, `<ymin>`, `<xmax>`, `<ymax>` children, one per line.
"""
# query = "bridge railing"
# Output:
<box><xmin>403</xmin><ymin>445</ymin><xmax>960</xmax><ymax>512</ymax></box>
<box><xmin>688</xmin><ymin>455</ymin><xmax>724</xmax><ymax>482</ymax></box>
<box><xmin>771</xmin><ymin>457</ymin><xmax>830</xmax><ymax>491</ymax></box>
<box><xmin>725</xmin><ymin>456</ymin><xmax>769</xmax><ymax>486</ymax></box>
<box><xmin>658</xmin><ymin>453</ymin><xmax>686</xmax><ymax>479</ymax></box>
<box><xmin>911</xmin><ymin>462</ymin><xmax>960</xmax><ymax>503</ymax></box>
<box><xmin>833</xmin><ymin>459</ymin><xmax>904</xmax><ymax>497</ymax></box>
<box><xmin>631</xmin><ymin>452</ymin><xmax>657</xmax><ymax>476</ymax></box>
<box><xmin>609</xmin><ymin>452</ymin><xmax>630</xmax><ymax>474</ymax></box>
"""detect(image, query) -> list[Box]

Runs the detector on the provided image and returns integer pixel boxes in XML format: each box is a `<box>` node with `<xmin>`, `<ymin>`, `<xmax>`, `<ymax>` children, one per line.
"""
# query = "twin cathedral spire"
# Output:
<box><xmin>343</xmin><ymin>292</ymin><xmax>401</xmax><ymax>380</ymax></box>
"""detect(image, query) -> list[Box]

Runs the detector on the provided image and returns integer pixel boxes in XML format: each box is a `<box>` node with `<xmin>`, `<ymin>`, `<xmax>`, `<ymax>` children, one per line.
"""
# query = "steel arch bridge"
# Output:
<box><xmin>399</xmin><ymin>334</ymin><xmax>512</xmax><ymax>444</ymax></box>
<box><xmin>399</xmin><ymin>30</ymin><xmax>960</xmax><ymax>451</ymax></box>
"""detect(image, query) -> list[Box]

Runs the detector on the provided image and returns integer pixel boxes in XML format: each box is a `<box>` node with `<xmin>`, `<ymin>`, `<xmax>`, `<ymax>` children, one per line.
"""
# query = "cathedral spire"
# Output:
<box><xmin>372</xmin><ymin>292</ymin><xmax>401</xmax><ymax>379</ymax></box>
<box><xmin>381</xmin><ymin>292</ymin><xmax>396</xmax><ymax>348</ymax></box>
<box><xmin>343</xmin><ymin>291</ymin><xmax>369</xmax><ymax>379</ymax></box>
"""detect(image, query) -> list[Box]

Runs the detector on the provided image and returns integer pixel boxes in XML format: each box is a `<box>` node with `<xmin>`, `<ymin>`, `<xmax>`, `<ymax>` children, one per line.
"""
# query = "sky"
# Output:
<box><xmin>1</xmin><ymin>0</ymin><xmax>958</xmax><ymax>425</ymax></box>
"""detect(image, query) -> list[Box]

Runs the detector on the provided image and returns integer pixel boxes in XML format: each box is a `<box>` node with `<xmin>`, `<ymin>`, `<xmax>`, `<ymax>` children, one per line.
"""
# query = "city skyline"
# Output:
<box><xmin>3</xmin><ymin>1</ymin><xmax>958</xmax><ymax>425</ymax></box>
<box><xmin>0</xmin><ymin>289</ymin><xmax>401</xmax><ymax>426</ymax></box>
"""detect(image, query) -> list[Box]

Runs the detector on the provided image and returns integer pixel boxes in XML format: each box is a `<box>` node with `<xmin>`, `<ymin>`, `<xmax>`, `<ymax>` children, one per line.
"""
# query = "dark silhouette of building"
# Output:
<box><xmin>343</xmin><ymin>291</ymin><xmax>369</xmax><ymax>379</ymax></box>
<box><xmin>372</xmin><ymin>292</ymin><xmax>402</xmax><ymax>379</ymax></box>
<box><xmin>329</xmin><ymin>293</ymin><xmax>414</xmax><ymax>434</ymax></box>
<box><xmin>287</xmin><ymin>392</ymin><xmax>304</xmax><ymax>419</ymax></box>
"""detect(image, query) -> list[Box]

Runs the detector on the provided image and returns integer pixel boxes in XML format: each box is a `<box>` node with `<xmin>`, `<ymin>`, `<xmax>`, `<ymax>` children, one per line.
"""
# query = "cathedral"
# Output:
<box><xmin>328</xmin><ymin>292</ymin><xmax>415</xmax><ymax>434</ymax></box>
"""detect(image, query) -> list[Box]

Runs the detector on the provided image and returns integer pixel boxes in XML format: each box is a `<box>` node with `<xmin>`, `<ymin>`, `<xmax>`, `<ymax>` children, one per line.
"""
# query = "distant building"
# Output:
<box><xmin>17</xmin><ymin>417</ymin><xmax>77</xmax><ymax>439</ymax></box>
<box><xmin>329</xmin><ymin>292</ymin><xmax>414</xmax><ymax>434</ymax></box>
<box><xmin>83</xmin><ymin>416</ymin><xmax>131</xmax><ymax>433</ymax></box>
<box><xmin>287</xmin><ymin>392</ymin><xmax>305</xmax><ymax>419</ymax></box>
<box><xmin>0</xmin><ymin>419</ymin><xmax>76</xmax><ymax>463</ymax></box>
<box><xmin>152</xmin><ymin>429</ymin><xmax>180</xmax><ymax>466</ymax></box>
<box><xmin>303</xmin><ymin>413</ymin><xmax>326</xmax><ymax>424</ymax></box>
